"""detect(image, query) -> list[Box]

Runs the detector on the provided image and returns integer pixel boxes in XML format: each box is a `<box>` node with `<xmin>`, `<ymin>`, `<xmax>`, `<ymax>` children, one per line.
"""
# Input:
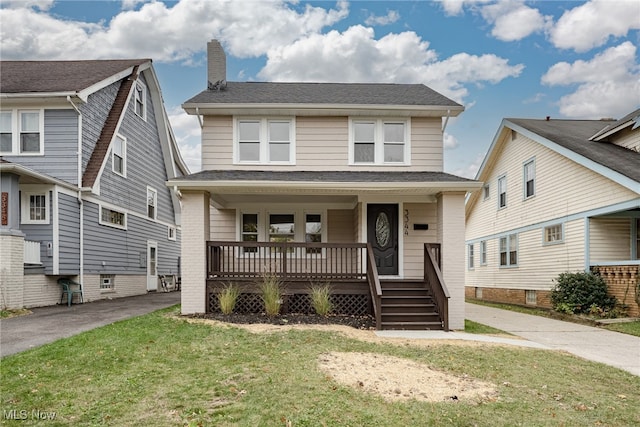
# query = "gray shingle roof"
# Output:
<box><xmin>184</xmin><ymin>82</ymin><xmax>462</xmax><ymax>107</ymax></box>
<box><xmin>177</xmin><ymin>169</ymin><xmax>475</xmax><ymax>183</ymax></box>
<box><xmin>0</xmin><ymin>60</ymin><xmax>149</xmax><ymax>94</ymax></box>
<box><xmin>507</xmin><ymin>118</ymin><xmax>640</xmax><ymax>183</ymax></box>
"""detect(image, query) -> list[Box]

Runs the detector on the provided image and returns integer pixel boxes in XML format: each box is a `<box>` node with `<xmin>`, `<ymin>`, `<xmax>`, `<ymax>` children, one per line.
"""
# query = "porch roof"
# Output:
<box><xmin>168</xmin><ymin>170</ymin><xmax>481</xmax><ymax>207</ymax></box>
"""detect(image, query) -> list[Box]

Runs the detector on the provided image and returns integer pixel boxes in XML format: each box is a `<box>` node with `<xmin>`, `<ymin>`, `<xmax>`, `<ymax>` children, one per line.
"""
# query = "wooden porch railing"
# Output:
<box><xmin>365</xmin><ymin>243</ymin><xmax>382</xmax><ymax>329</ymax></box>
<box><xmin>424</xmin><ymin>243</ymin><xmax>449</xmax><ymax>331</ymax></box>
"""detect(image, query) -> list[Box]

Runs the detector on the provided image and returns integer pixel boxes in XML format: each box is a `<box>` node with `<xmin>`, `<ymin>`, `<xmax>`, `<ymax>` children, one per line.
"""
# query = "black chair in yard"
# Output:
<box><xmin>58</xmin><ymin>278</ymin><xmax>84</xmax><ymax>306</ymax></box>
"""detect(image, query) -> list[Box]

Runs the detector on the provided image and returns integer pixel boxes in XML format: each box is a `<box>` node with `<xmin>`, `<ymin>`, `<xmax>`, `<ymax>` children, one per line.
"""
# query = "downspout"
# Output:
<box><xmin>195</xmin><ymin>107</ymin><xmax>204</xmax><ymax>129</ymax></box>
<box><xmin>68</xmin><ymin>96</ymin><xmax>85</xmax><ymax>301</ymax></box>
<box><xmin>442</xmin><ymin>109</ymin><xmax>451</xmax><ymax>134</ymax></box>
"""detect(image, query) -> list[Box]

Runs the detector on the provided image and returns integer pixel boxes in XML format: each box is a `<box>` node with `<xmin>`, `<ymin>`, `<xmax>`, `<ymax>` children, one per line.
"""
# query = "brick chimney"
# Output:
<box><xmin>207</xmin><ymin>39</ymin><xmax>226</xmax><ymax>89</ymax></box>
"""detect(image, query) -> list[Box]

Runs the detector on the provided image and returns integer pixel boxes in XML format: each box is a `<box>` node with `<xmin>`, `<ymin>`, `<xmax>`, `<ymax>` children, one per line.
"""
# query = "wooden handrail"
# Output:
<box><xmin>365</xmin><ymin>243</ymin><xmax>382</xmax><ymax>329</ymax></box>
<box><xmin>424</xmin><ymin>243</ymin><xmax>450</xmax><ymax>331</ymax></box>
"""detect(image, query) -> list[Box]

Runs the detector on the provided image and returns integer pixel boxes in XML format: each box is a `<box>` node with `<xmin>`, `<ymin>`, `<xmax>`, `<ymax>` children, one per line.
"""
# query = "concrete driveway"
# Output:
<box><xmin>1</xmin><ymin>291</ymin><xmax>180</xmax><ymax>358</ymax></box>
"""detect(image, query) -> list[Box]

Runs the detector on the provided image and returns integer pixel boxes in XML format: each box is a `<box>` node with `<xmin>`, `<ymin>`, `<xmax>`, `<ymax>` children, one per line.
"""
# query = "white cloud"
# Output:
<box><xmin>0</xmin><ymin>0</ymin><xmax>349</xmax><ymax>61</ymax></box>
<box><xmin>1</xmin><ymin>0</ymin><xmax>54</xmax><ymax>11</ymax></box>
<box><xmin>449</xmin><ymin>152</ymin><xmax>486</xmax><ymax>179</ymax></box>
<box><xmin>444</xmin><ymin>133</ymin><xmax>459</xmax><ymax>150</ymax></box>
<box><xmin>480</xmin><ymin>0</ymin><xmax>551</xmax><ymax>42</ymax></box>
<box><xmin>439</xmin><ymin>0</ymin><xmax>492</xmax><ymax>17</ymax></box>
<box><xmin>364</xmin><ymin>9</ymin><xmax>400</xmax><ymax>26</ymax></box>
<box><xmin>541</xmin><ymin>42</ymin><xmax>640</xmax><ymax>118</ymax></box>
<box><xmin>167</xmin><ymin>107</ymin><xmax>201</xmax><ymax>172</ymax></box>
<box><xmin>259</xmin><ymin>26</ymin><xmax>524</xmax><ymax>104</ymax></box>
<box><xmin>549</xmin><ymin>0</ymin><xmax>640</xmax><ymax>52</ymax></box>
<box><xmin>121</xmin><ymin>0</ymin><xmax>148</xmax><ymax>10</ymax></box>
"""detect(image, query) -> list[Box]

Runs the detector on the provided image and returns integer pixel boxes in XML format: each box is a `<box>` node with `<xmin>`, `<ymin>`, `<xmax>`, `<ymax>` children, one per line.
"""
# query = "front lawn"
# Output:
<box><xmin>1</xmin><ymin>307</ymin><xmax>638</xmax><ymax>426</ymax></box>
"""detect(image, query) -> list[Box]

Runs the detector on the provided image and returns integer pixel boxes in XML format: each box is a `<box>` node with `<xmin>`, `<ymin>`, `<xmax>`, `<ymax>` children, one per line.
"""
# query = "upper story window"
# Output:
<box><xmin>134</xmin><ymin>82</ymin><xmax>146</xmax><ymax>120</ymax></box>
<box><xmin>112</xmin><ymin>134</ymin><xmax>126</xmax><ymax>177</ymax></box>
<box><xmin>147</xmin><ymin>187</ymin><xmax>157</xmax><ymax>220</ymax></box>
<box><xmin>20</xmin><ymin>188</ymin><xmax>49</xmax><ymax>225</ymax></box>
<box><xmin>523</xmin><ymin>158</ymin><xmax>535</xmax><ymax>199</ymax></box>
<box><xmin>235</xmin><ymin>118</ymin><xmax>295</xmax><ymax>164</ymax></box>
<box><xmin>0</xmin><ymin>109</ymin><xmax>44</xmax><ymax>155</ymax></box>
<box><xmin>498</xmin><ymin>175</ymin><xmax>507</xmax><ymax>209</ymax></box>
<box><xmin>350</xmin><ymin>118</ymin><xmax>409</xmax><ymax>165</ymax></box>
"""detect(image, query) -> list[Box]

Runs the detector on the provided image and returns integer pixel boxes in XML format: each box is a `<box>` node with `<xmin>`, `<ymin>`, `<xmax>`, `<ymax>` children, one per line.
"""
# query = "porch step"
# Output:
<box><xmin>379</xmin><ymin>280</ymin><xmax>444</xmax><ymax>331</ymax></box>
<box><xmin>380</xmin><ymin>321</ymin><xmax>444</xmax><ymax>330</ymax></box>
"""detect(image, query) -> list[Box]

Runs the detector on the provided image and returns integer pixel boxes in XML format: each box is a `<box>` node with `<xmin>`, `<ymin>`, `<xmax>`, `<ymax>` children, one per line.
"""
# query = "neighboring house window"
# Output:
<box><xmin>468</xmin><ymin>244</ymin><xmax>475</xmax><ymax>269</ymax></box>
<box><xmin>480</xmin><ymin>240</ymin><xmax>487</xmax><ymax>265</ymax></box>
<box><xmin>134</xmin><ymin>82</ymin><xmax>146</xmax><ymax>119</ymax></box>
<box><xmin>499</xmin><ymin>234</ymin><xmax>518</xmax><ymax>267</ymax></box>
<box><xmin>168</xmin><ymin>226</ymin><xmax>176</xmax><ymax>241</ymax></box>
<box><xmin>543</xmin><ymin>224</ymin><xmax>564</xmax><ymax>245</ymax></box>
<box><xmin>112</xmin><ymin>134</ymin><xmax>126</xmax><ymax>176</ymax></box>
<box><xmin>147</xmin><ymin>187</ymin><xmax>157</xmax><ymax>220</ymax></box>
<box><xmin>100</xmin><ymin>274</ymin><xmax>115</xmax><ymax>291</ymax></box>
<box><xmin>20</xmin><ymin>190</ymin><xmax>49</xmax><ymax>224</ymax></box>
<box><xmin>523</xmin><ymin>159</ymin><xmax>535</xmax><ymax>199</ymax></box>
<box><xmin>241</xmin><ymin>213</ymin><xmax>259</xmax><ymax>253</ymax></box>
<box><xmin>351</xmin><ymin>119</ymin><xmax>409</xmax><ymax>165</ymax></box>
<box><xmin>483</xmin><ymin>184</ymin><xmax>490</xmax><ymax>200</ymax></box>
<box><xmin>0</xmin><ymin>110</ymin><xmax>44</xmax><ymax>155</ymax></box>
<box><xmin>100</xmin><ymin>206</ymin><xmax>127</xmax><ymax>229</ymax></box>
<box><xmin>497</xmin><ymin>175</ymin><xmax>507</xmax><ymax>208</ymax></box>
<box><xmin>236</xmin><ymin>118</ymin><xmax>294</xmax><ymax>164</ymax></box>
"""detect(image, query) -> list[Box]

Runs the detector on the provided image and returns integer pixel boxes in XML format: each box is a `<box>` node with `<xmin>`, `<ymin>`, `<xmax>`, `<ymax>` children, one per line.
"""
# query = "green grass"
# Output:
<box><xmin>602</xmin><ymin>321</ymin><xmax>640</xmax><ymax>337</ymax></box>
<box><xmin>2</xmin><ymin>306</ymin><xmax>639</xmax><ymax>426</ymax></box>
<box><xmin>464</xmin><ymin>319</ymin><xmax>512</xmax><ymax>336</ymax></box>
<box><xmin>0</xmin><ymin>308</ymin><xmax>31</xmax><ymax>319</ymax></box>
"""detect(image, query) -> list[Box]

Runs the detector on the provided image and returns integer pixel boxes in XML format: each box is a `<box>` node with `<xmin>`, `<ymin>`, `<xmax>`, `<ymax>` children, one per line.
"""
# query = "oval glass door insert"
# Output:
<box><xmin>375</xmin><ymin>212</ymin><xmax>390</xmax><ymax>247</ymax></box>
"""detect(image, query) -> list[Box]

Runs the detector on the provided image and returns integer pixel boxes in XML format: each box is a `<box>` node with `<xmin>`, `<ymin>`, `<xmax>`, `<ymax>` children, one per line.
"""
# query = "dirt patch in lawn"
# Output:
<box><xmin>183</xmin><ymin>314</ymin><xmax>501</xmax><ymax>403</ymax></box>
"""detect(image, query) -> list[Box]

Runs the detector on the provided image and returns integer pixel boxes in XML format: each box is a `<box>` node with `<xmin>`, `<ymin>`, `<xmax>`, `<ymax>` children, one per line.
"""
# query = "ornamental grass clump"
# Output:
<box><xmin>217</xmin><ymin>283</ymin><xmax>240</xmax><ymax>315</ymax></box>
<box><xmin>310</xmin><ymin>283</ymin><xmax>333</xmax><ymax>316</ymax></box>
<box><xmin>259</xmin><ymin>273</ymin><xmax>282</xmax><ymax>316</ymax></box>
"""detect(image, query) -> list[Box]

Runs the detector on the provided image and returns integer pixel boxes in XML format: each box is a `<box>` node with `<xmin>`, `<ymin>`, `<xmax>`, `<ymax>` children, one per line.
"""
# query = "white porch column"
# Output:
<box><xmin>437</xmin><ymin>192</ymin><xmax>466</xmax><ymax>330</ymax></box>
<box><xmin>180</xmin><ymin>190</ymin><xmax>210</xmax><ymax>314</ymax></box>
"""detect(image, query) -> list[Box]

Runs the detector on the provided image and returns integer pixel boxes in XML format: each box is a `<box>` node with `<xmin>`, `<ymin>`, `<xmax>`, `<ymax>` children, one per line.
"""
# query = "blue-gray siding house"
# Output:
<box><xmin>0</xmin><ymin>59</ymin><xmax>188</xmax><ymax>308</ymax></box>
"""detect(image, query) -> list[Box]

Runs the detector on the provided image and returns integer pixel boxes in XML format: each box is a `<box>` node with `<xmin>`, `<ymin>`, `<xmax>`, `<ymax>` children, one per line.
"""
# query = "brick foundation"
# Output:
<box><xmin>465</xmin><ymin>286</ymin><xmax>552</xmax><ymax>309</ymax></box>
<box><xmin>592</xmin><ymin>265</ymin><xmax>640</xmax><ymax>317</ymax></box>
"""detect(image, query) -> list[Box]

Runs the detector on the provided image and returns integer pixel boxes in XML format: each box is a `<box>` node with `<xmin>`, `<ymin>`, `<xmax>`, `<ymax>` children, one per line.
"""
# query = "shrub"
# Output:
<box><xmin>310</xmin><ymin>283</ymin><xmax>332</xmax><ymax>316</ymax></box>
<box><xmin>550</xmin><ymin>271</ymin><xmax>617</xmax><ymax>315</ymax></box>
<box><xmin>217</xmin><ymin>283</ymin><xmax>240</xmax><ymax>315</ymax></box>
<box><xmin>259</xmin><ymin>273</ymin><xmax>282</xmax><ymax>316</ymax></box>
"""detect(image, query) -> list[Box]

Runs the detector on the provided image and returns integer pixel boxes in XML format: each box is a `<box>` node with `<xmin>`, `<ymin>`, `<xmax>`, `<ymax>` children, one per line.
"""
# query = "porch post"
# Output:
<box><xmin>437</xmin><ymin>192</ymin><xmax>466</xmax><ymax>330</ymax></box>
<box><xmin>180</xmin><ymin>190</ymin><xmax>210</xmax><ymax>314</ymax></box>
<box><xmin>0</xmin><ymin>172</ymin><xmax>25</xmax><ymax>309</ymax></box>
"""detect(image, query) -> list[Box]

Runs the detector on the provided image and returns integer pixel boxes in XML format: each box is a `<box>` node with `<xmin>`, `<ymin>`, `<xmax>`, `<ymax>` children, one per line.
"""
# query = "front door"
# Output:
<box><xmin>147</xmin><ymin>241</ymin><xmax>158</xmax><ymax>291</ymax></box>
<box><xmin>367</xmin><ymin>204</ymin><xmax>399</xmax><ymax>275</ymax></box>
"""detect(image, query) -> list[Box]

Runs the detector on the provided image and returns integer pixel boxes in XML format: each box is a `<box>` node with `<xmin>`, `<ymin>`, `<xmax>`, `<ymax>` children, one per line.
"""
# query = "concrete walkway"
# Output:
<box><xmin>0</xmin><ymin>291</ymin><xmax>180</xmax><ymax>358</ymax></box>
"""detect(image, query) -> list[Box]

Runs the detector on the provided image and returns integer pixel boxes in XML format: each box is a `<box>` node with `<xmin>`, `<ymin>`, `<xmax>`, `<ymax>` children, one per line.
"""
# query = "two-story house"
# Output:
<box><xmin>465</xmin><ymin>110</ymin><xmax>640</xmax><ymax>316</ymax></box>
<box><xmin>169</xmin><ymin>40</ymin><xmax>481</xmax><ymax>330</ymax></box>
<box><xmin>0</xmin><ymin>59</ymin><xmax>188</xmax><ymax>309</ymax></box>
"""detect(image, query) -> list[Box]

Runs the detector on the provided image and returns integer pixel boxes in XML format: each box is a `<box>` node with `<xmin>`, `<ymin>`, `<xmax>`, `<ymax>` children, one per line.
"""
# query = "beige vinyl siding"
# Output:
<box><xmin>466</xmin><ymin>219</ymin><xmax>585</xmax><ymax>291</ymax></box>
<box><xmin>466</xmin><ymin>131</ymin><xmax>639</xmax><ymax>240</ymax></box>
<box><xmin>403</xmin><ymin>203</ymin><xmax>438</xmax><ymax>279</ymax></box>
<box><xmin>410</xmin><ymin>117</ymin><xmax>443</xmax><ymax>172</ymax></box>
<box><xmin>610</xmin><ymin>126</ymin><xmax>640</xmax><ymax>151</ymax></box>
<box><xmin>296</xmin><ymin>117</ymin><xmax>349</xmax><ymax>170</ymax></box>
<box><xmin>201</xmin><ymin>116</ymin><xmax>233</xmax><ymax>169</ymax></box>
<box><xmin>210</xmin><ymin>208</ymin><xmax>236</xmax><ymax>240</ymax></box>
<box><xmin>328</xmin><ymin>209</ymin><xmax>356</xmax><ymax>243</ymax></box>
<box><xmin>589</xmin><ymin>217</ymin><xmax>632</xmax><ymax>262</ymax></box>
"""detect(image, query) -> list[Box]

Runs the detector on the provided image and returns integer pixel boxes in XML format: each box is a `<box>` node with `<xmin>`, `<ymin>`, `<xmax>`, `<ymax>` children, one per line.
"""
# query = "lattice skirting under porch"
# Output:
<box><xmin>207</xmin><ymin>291</ymin><xmax>370</xmax><ymax>316</ymax></box>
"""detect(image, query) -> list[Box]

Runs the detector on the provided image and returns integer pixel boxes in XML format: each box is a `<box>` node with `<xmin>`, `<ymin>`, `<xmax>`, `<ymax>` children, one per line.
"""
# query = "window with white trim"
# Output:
<box><xmin>147</xmin><ymin>187</ymin><xmax>157</xmax><ymax>220</ymax></box>
<box><xmin>523</xmin><ymin>159</ymin><xmax>535</xmax><ymax>199</ymax></box>
<box><xmin>0</xmin><ymin>110</ymin><xmax>44</xmax><ymax>155</ymax></box>
<box><xmin>350</xmin><ymin>118</ymin><xmax>409</xmax><ymax>165</ymax></box>
<box><xmin>134</xmin><ymin>81</ymin><xmax>146</xmax><ymax>120</ymax></box>
<box><xmin>241</xmin><ymin>213</ymin><xmax>259</xmax><ymax>253</ymax></box>
<box><xmin>305</xmin><ymin>214</ymin><xmax>322</xmax><ymax>254</ymax></box>
<box><xmin>498</xmin><ymin>175</ymin><xmax>507</xmax><ymax>208</ymax></box>
<box><xmin>499</xmin><ymin>234</ymin><xmax>518</xmax><ymax>267</ymax></box>
<box><xmin>468</xmin><ymin>244</ymin><xmax>475</xmax><ymax>269</ymax></box>
<box><xmin>543</xmin><ymin>224</ymin><xmax>564</xmax><ymax>245</ymax></box>
<box><xmin>269</xmin><ymin>213</ymin><xmax>295</xmax><ymax>243</ymax></box>
<box><xmin>236</xmin><ymin>118</ymin><xmax>294</xmax><ymax>164</ymax></box>
<box><xmin>21</xmin><ymin>190</ymin><xmax>49</xmax><ymax>224</ymax></box>
<box><xmin>480</xmin><ymin>240</ymin><xmax>487</xmax><ymax>265</ymax></box>
<box><xmin>100</xmin><ymin>274</ymin><xmax>115</xmax><ymax>291</ymax></box>
<box><xmin>100</xmin><ymin>206</ymin><xmax>127</xmax><ymax>229</ymax></box>
<box><xmin>168</xmin><ymin>226</ymin><xmax>176</xmax><ymax>241</ymax></box>
<box><xmin>112</xmin><ymin>134</ymin><xmax>126</xmax><ymax>176</ymax></box>
<box><xmin>525</xmin><ymin>290</ymin><xmax>537</xmax><ymax>305</ymax></box>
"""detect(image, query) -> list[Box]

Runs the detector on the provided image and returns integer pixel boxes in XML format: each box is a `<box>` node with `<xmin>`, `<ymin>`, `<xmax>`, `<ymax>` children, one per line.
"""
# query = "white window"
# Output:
<box><xmin>112</xmin><ymin>134</ymin><xmax>126</xmax><ymax>176</ymax></box>
<box><xmin>499</xmin><ymin>234</ymin><xmax>518</xmax><ymax>267</ymax></box>
<box><xmin>480</xmin><ymin>240</ymin><xmax>487</xmax><ymax>265</ymax></box>
<box><xmin>241</xmin><ymin>213</ymin><xmax>259</xmax><ymax>253</ymax></box>
<box><xmin>468</xmin><ymin>244</ymin><xmax>475</xmax><ymax>269</ymax></box>
<box><xmin>543</xmin><ymin>224</ymin><xmax>564</xmax><ymax>245</ymax></box>
<box><xmin>168</xmin><ymin>226</ymin><xmax>176</xmax><ymax>241</ymax></box>
<box><xmin>350</xmin><ymin>118</ymin><xmax>409</xmax><ymax>165</ymax></box>
<box><xmin>134</xmin><ymin>82</ymin><xmax>146</xmax><ymax>120</ymax></box>
<box><xmin>498</xmin><ymin>175</ymin><xmax>507</xmax><ymax>208</ymax></box>
<box><xmin>147</xmin><ymin>187</ymin><xmax>157</xmax><ymax>220</ymax></box>
<box><xmin>0</xmin><ymin>110</ymin><xmax>44</xmax><ymax>155</ymax></box>
<box><xmin>523</xmin><ymin>159</ymin><xmax>535</xmax><ymax>199</ymax></box>
<box><xmin>20</xmin><ymin>190</ymin><xmax>49</xmax><ymax>224</ymax></box>
<box><xmin>269</xmin><ymin>213</ymin><xmax>295</xmax><ymax>244</ymax></box>
<box><xmin>100</xmin><ymin>274</ymin><xmax>115</xmax><ymax>291</ymax></box>
<box><xmin>235</xmin><ymin>118</ymin><xmax>294</xmax><ymax>164</ymax></box>
<box><xmin>483</xmin><ymin>184</ymin><xmax>490</xmax><ymax>200</ymax></box>
<box><xmin>305</xmin><ymin>214</ymin><xmax>322</xmax><ymax>254</ymax></box>
<box><xmin>100</xmin><ymin>206</ymin><xmax>127</xmax><ymax>229</ymax></box>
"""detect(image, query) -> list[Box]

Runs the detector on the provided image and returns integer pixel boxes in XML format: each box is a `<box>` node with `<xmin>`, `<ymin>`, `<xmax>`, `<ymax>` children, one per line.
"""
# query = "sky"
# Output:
<box><xmin>1</xmin><ymin>0</ymin><xmax>639</xmax><ymax>177</ymax></box>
